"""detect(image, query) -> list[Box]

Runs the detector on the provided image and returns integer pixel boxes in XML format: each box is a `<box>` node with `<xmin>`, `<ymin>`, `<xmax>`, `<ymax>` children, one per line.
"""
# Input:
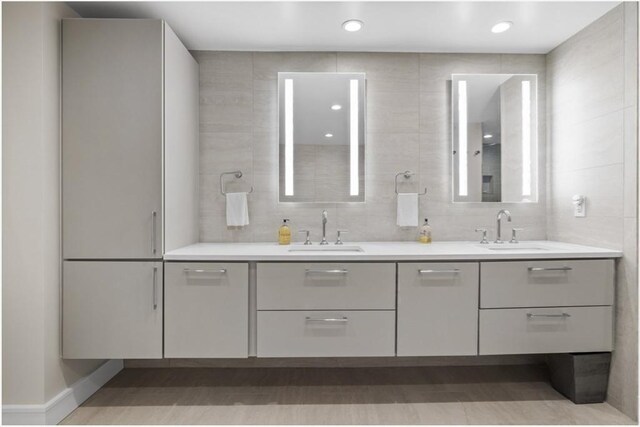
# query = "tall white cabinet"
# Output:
<box><xmin>62</xmin><ymin>19</ymin><xmax>199</xmax><ymax>359</ymax></box>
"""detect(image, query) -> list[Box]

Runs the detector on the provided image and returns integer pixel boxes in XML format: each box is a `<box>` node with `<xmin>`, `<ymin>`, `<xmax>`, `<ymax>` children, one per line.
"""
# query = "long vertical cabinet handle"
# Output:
<box><xmin>152</xmin><ymin>266</ymin><xmax>158</xmax><ymax>310</ymax></box>
<box><xmin>151</xmin><ymin>211</ymin><xmax>157</xmax><ymax>255</ymax></box>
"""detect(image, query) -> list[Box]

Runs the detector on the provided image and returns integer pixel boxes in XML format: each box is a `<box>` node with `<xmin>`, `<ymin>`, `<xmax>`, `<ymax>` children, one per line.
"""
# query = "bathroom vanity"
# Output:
<box><xmin>62</xmin><ymin>241</ymin><xmax>620</xmax><ymax>360</ymax></box>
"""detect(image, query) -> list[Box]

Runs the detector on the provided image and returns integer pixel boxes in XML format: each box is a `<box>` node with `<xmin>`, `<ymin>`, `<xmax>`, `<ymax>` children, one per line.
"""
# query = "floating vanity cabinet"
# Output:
<box><xmin>256</xmin><ymin>262</ymin><xmax>396</xmax><ymax>357</ymax></box>
<box><xmin>62</xmin><ymin>19</ymin><xmax>198</xmax><ymax>358</ymax></box>
<box><xmin>62</xmin><ymin>261</ymin><xmax>163</xmax><ymax>359</ymax></box>
<box><xmin>479</xmin><ymin>260</ymin><xmax>615</xmax><ymax>355</ymax></box>
<box><xmin>164</xmin><ymin>263</ymin><xmax>249</xmax><ymax>358</ymax></box>
<box><xmin>397</xmin><ymin>262</ymin><xmax>479</xmax><ymax>356</ymax></box>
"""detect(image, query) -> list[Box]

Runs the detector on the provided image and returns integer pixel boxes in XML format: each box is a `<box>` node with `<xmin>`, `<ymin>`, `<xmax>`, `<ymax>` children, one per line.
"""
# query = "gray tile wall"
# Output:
<box><xmin>193</xmin><ymin>51</ymin><xmax>547</xmax><ymax>243</ymax></box>
<box><xmin>546</xmin><ymin>3</ymin><xmax>638</xmax><ymax>420</ymax></box>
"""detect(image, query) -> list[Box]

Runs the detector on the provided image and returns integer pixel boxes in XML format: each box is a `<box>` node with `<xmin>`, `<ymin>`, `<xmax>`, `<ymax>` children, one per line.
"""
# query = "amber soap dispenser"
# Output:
<box><xmin>278</xmin><ymin>219</ymin><xmax>291</xmax><ymax>245</ymax></box>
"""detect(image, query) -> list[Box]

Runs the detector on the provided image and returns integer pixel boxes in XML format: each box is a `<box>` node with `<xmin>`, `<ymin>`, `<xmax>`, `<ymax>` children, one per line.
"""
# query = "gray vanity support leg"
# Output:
<box><xmin>547</xmin><ymin>352</ymin><xmax>612</xmax><ymax>404</ymax></box>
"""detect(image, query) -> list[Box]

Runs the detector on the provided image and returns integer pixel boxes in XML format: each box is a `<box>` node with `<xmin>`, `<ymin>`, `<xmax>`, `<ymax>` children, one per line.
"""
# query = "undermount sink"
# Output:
<box><xmin>288</xmin><ymin>245</ymin><xmax>364</xmax><ymax>253</ymax></box>
<box><xmin>479</xmin><ymin>245</ymin><xmax>548</xmax><ymax>251</ymax></box>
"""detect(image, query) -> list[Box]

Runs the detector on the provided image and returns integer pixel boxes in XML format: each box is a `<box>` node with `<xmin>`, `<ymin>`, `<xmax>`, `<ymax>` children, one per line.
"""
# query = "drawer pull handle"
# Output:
<box><xmin>528</xmin><ymin>267</ymin><xmax>572</xmax><ymax>272</ymax></box>
<box><xmin>151</xmin><ymin>211</ymin><xmax>157</xmax><ymax>255</ymax></box>
<box><xmin>305</xmin><ymin>316</ymin><xmax>348</xmax><ymax>323</ymax></box>
<box><xmin>418</xmin><ymin>269</ymin><xmax>460</xmax><ymax>274</ymax></box>
<box><xmin>305</xmin><ymin>269</ymin><xmax>348</xmax><ymax>274</ymax></box>
<box><xmin>526</xmin><ymin>313</ymin><xmax>571</xmax><ymax>319</ymax></box>
<box><xmin>152</xmin><ymin>266</ymin><xmax>158</xmax><ymax>310</ymax></box>
<box><xmin>184</xmin><ymin>268</ymin><xmax>227</xmax><ymax>274</ymax></box>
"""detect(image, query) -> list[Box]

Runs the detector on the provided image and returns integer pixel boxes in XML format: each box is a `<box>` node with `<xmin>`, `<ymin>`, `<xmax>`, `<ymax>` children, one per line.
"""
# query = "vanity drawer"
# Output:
<box><xmin>257</xmin><ymin>262</ymin><xmax>395</xmax><ymax>310</ymax></box>
<box><xmin>164</xmin><ymin>262</ymin><xmax>249</xmax><ymax>358</ymax></box>
<box><xmin>480</xmin><ymin>260</ymin><xmax>614</xmax><ymax>308</ymax></box>
<box><xmin>257</xmin><ymin>310</ymin><xmax>395</xmax><ymax>357</ymax></box>
<box><xmin>479</xmin><ymin>306</ymin><xmax>613</xmax><ymax>355</ymax></box>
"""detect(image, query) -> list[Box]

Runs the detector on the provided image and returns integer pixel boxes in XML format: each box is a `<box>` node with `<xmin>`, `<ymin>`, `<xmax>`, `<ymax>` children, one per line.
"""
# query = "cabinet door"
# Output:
<box><xmin>62</xmin><ymin>19</ymin><xmax>163</xmax><ymax>259</ymax></box>
<box><xmin>397</xmin><ymin>262</ymin><xmax>479</xmax><ymax>356</ymax></box>
<box><xmin>63</xmin><ymin>261</ymin><xmax>163</xmax><ymax>359</ymax></box>
<box><xmin>164</xmin><ymin>263</ymin><xmax>249</xmax><ymax>358</ymax></box>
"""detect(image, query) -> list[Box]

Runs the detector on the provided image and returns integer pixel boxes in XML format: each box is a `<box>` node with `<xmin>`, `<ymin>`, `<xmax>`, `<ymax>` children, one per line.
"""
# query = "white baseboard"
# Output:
<box><xmin>2</xmin><ymin>359</ymin><xmax>123</xmax><ymax>425</ymax></box>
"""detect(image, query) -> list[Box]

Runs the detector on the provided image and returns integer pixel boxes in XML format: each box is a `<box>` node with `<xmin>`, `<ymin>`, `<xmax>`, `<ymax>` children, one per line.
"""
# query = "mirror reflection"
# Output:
<box><xmin>452</xmin><ymin>74</ymin><xmax>538</xmax><ymax>203</ymax></box>
<box><xmin>278</xmin><ymin>72</ymin><xmax>366</xmax><ymax>203</ymax></box>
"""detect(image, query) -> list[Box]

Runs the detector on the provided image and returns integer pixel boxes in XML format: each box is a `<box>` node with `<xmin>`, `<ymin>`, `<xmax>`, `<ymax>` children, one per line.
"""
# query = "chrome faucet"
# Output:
<box><xmin>320</xmin><ymin>210</ymin><xmax>329</xmax><ymax>245</ymax></box>
<box><xmin>495</xmin><ymin>209</ymin><xmax>512</xmax><ymax>244</ymax></box>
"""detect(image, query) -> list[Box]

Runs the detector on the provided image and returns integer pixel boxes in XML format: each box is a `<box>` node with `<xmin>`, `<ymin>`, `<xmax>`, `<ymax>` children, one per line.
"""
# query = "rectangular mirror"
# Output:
<box><xmin>278</xmin><ymin>72</ymin><xmax>366</xmax><ymax>203</ymax></box>
<box><xmin>452</xmin><ymin>74</ymin><xmax>538</xmax><ymax>203</ymax></box>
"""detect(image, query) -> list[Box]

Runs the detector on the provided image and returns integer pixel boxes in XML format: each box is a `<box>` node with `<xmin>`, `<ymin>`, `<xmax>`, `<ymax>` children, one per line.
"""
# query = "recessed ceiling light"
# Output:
<box><xmin>491</xmin><ymin>21</ymin><xmax>512</xmax><ymax>34</ymax></box>
<box><xmin>342</xmin><ymin>20</ymin><xmax>363</xmax><ymax>32</ymax></box>
<box><xmin>325</xmin><ymin>133</ymin><xmax>334</xmax><ymax>138</ymax></box>
<box><xmin>483</xmin><ymin>134</ymin><xmax>493</xmax><ymax>139</ymax></box>
<box><xmin>331</xmin><ymin>104</ymin><xmax>342</xmax><ymax>110</ymax></box>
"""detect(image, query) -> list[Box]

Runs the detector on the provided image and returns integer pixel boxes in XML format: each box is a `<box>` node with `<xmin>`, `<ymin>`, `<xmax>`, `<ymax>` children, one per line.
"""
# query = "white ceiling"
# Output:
<box><xmin>67</xmin><ymin>1</ymin><xmax>619</xmax><ymax>54</ymax></box>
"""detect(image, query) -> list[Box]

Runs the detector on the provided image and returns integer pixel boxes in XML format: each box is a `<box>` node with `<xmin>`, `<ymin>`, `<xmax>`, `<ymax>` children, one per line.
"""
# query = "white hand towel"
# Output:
<box><xmin>397</xmin><ymin>193</ymin><xmax>419</xmax><ymax>227</ymax></box>
<box><xmin>226</xmin><ymin>192</ymin><xmax>249</xmax><ymax>227</ymax></box>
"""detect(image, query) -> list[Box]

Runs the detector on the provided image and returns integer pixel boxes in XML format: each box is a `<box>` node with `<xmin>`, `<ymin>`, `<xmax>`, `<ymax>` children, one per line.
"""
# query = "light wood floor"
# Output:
<box><xmin>61</xmin><ymin>365</ymin><xmax>635</xmax><ymax>425</ymax></box>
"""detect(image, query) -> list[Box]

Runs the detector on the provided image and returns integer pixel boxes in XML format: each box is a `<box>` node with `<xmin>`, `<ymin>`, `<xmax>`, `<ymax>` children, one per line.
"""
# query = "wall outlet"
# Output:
<box><xmin>572</xmin><ymin>195</ymin><xmax>586</xmax><ymax>217</ymax></box>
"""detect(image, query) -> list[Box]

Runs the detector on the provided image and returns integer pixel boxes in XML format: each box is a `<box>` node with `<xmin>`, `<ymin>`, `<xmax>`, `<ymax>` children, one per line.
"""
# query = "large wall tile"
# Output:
<box><xmin>547</xmin><ymin>214</ymin><xmax>624</xmax><ymax>250</ymax></box>
<box><xmin>200</xmin><ymin>89</ymin><xmax>253</xmax><ymax>133</ymax></box>
<box><xmin>253</xmin><ymin>90</ymin><xmax>277</xmax><ymax>133</ymax></box>
<box><xmin>547</xmin><ymin>5</ymin><xmax>623</xmax><ymax>84</ymax></box>
<box><xmin>193</xmin><ymin>51</ymin><xmax>253</xmax><ymax>91</ymax></box>
<box><xmin>337</xmin><ymin>52</ymin><xmax>420</xmax><ymax>93</ymax></box>
<box><xmin>500</xmin><ymin>54</ymin><xmax>546</xmax><ymax>75</ymax></box>
<box><xmin>550</xmin><ymin>164</ymin><xmax>624</xmax><ymax>218</ymax></box>
<box><xmin>366</xmin><ymin>133</ymin><xmax>420</xmax><ymax>177</ymax></box>
<box><xmin>419</xmin><ymin>90</ymin><xmax>450</xmax><ymax>139</ymax></box>
<box><xmin>550</xmin><ymin>110</ymin><xmax>624</xmax><ymax>173</ymax></box>
<box><xmin>200</xmin><ymin>132</ymin><xmax>253</xmax><ymax>176</ymax></box>
<box><xmin>419</xmin><ymin>53</ymin><xmax>501</xmax><ymax>92</ymax></box>
<box><xmin>366</xmin><ymin>91</ymin><xmax>420</xmax><ymax>133</ymax></box>
<box><xmin>252</xmin><ymin>132</ymin><xmax>278</xmax><ymax>177</ymax></box>
<box><xmin>252</xmin><ymin>52</ymin><xmax>337</xmax><ymax>92</ymax></box>
<box><xmin>549</xmin><ymin>59</ymin><xmax>624</xmax><ymax>126</ymax></box>
<box><xmin>623</xmin><ymin>106</ymin><xmax>638</xmax><ymax>218</ymax></box>
<box><xmin>624</xmin><ymin>2</ymin><xmax>638</xmax><ymax>109</ymax></box>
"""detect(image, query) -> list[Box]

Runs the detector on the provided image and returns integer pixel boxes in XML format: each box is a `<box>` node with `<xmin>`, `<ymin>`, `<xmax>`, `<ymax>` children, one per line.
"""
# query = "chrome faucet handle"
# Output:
<box><xmin>510</xmin><ymin>228</ymin><xmax>524</xmax><ymax>244</ymax></box>
<box><xmin>475</xmin><ymin>228</ymin><xmax>489</xmax><ymax>244</ymax></box>
<box><xmin>335</xmin><ymin>230</ymin><xmax>348</xmax><ymax>245</ymax></box>
<box><xmin>298</xmin><ymin>230</ymin><xmax>312</xmax><ymax>245</ymax></box>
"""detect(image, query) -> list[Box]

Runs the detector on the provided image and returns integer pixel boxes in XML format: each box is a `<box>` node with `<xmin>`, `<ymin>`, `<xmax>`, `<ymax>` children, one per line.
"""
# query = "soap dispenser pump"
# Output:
<box><xmin>278</xmin><ymin>219</ymin><xmax>291</xmax><ymax>245</ymax></box>
<box><xmin>419</xmin><ymin>218</ymin><xmax>432</xmax><ymax>244</ymax></box>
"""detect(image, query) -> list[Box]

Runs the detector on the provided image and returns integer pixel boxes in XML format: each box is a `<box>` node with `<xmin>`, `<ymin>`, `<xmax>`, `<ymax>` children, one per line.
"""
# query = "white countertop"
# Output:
<box><xmin>164</xmin><ymin>241</ymin><xmax>622</xmax><ymax>261</ymax></box>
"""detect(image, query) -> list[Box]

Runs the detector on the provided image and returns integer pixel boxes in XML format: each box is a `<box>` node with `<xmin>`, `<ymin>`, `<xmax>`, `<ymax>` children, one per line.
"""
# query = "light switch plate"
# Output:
<box><xmin>573</xmin><ymin>195</ymin><xmax>586</xmax><ymax>217</ymax></box>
